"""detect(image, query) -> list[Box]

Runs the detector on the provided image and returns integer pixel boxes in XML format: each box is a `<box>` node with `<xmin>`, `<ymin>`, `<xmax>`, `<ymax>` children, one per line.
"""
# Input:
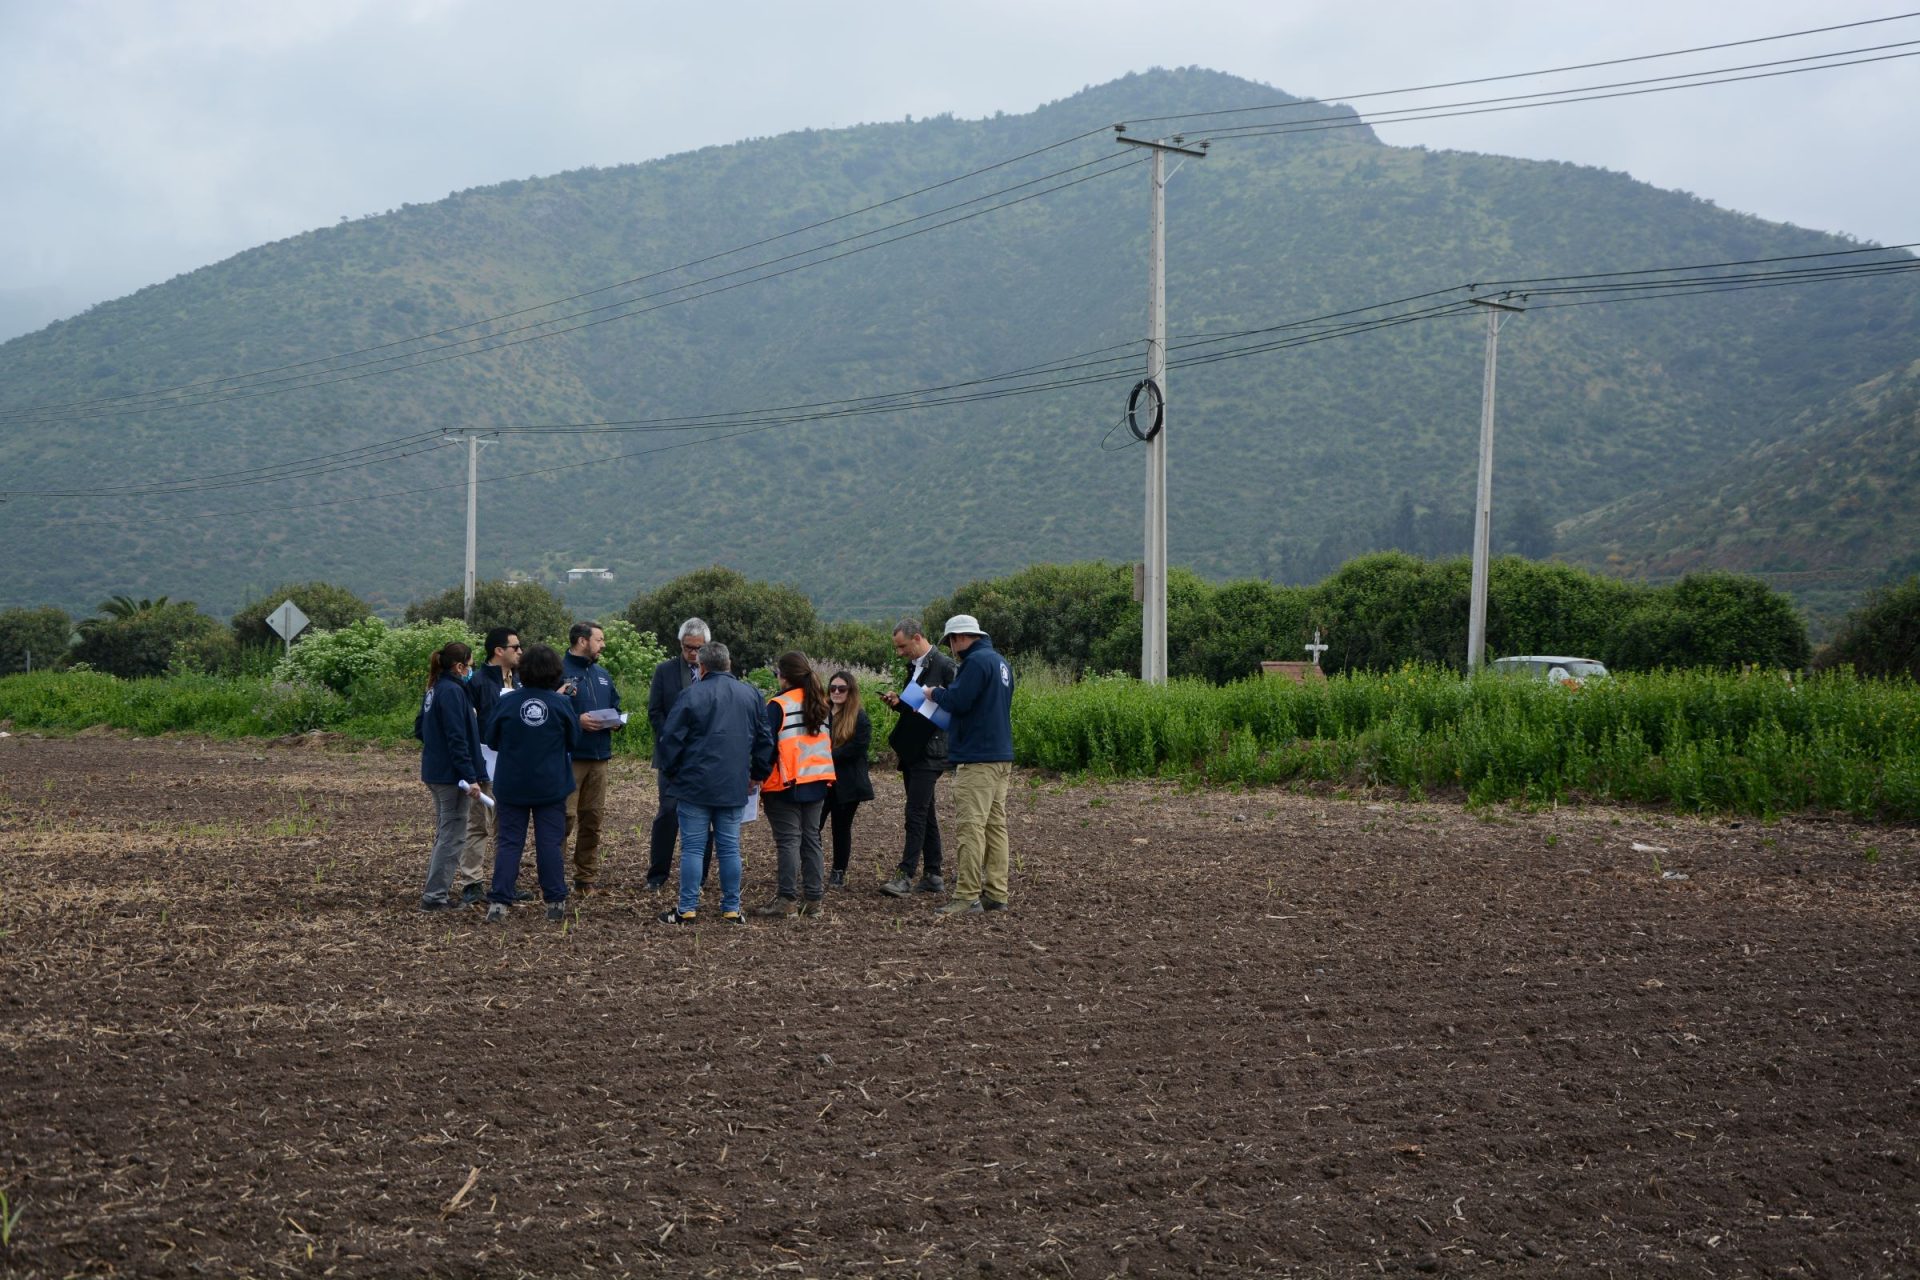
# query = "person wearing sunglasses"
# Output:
<box><xmin>819</xmin><ymin>670</ymin><xmax>874</xmax><ymax>888</ymax></box>
<box><xmin>454</xmin><ymin>627</ymin><xmax>524</xmax><ymax>906</ymax></box>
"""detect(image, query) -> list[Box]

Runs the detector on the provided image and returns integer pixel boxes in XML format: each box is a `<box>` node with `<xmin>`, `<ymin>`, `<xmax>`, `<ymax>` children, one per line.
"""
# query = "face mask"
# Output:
<box><xmin>460</xmin><ymin>669</ymin><xmax>473</xmax><ymax>683</ymax></box>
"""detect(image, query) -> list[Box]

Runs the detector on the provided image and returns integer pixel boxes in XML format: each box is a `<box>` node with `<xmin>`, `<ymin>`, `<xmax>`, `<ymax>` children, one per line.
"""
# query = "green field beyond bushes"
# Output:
<box><xmin>5</xmin><ymin>665</ymin><xmax>1916</xmax><ymax>821</ymax></box>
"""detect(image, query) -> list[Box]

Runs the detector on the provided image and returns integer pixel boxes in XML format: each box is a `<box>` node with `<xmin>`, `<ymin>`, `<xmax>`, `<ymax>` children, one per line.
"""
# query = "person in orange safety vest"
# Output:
<box><xmin>752</xmin><ymin>650</ymin><xmax>837</xmax><ymax>917</ymax></box>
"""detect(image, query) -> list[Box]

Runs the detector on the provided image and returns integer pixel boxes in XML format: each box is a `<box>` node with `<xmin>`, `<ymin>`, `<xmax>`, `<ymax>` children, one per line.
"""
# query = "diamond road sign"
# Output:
<box><xmin>266</xmin><ymin>599</ymin><xmax>310</xmax><ymax>648</ymax></box>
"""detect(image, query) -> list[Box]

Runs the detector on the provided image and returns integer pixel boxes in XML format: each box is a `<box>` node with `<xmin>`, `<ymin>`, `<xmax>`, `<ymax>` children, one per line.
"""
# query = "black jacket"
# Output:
<box><xmin>889</xmin><ymin>645</ymin><xmax>956</xmax><ymax>769</ymax></box>
<box><xmin>647</xmin><ymin>655</ymin><xmax>698</xmax><ymax>768</ymax></box>
<box><xmin>827</xmin><ymin>706</ymin><xmax>874</xmax><ymax>804</ymax></box>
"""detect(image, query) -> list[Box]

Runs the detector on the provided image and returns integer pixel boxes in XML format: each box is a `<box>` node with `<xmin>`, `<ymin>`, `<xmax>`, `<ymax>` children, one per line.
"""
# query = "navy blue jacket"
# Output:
<box><xmin>562</xmin><ymin>651</ymin><xmax>622</xmax><ymax>762</ymax></box>
<box><xmin>485</xmin><ymin>687</ymin><xmax>579</xmax><ymax>808</ymax></box>
<box><xmin>656</xmin><ymin>672</ymin><xmax>776</xmax><ymax>808</ymax></box>
<box><xmin>418</xmin><ymin>674</ymin><xmax>488</xmax><ymax>786</ymax></box>
<box><xmin>471</xmin><ymin>662</ymin><xmax>515</xmax><ymax>728</ymax></box>
<box><xmin>927</xmin><ymin>635</ymin><xmax>1015</xmax><ymax>764</ymax></box>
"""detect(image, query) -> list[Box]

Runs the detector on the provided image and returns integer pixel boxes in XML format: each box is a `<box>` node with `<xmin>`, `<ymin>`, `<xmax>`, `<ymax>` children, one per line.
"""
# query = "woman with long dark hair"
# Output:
<box><xmin>483</xmin><ymin>643</ymin><xmax>578</xmax><ymax>923</ymax></box>
<box><xmin>416</xmin><ymin>640</ymin><xmax>487</xmax><ymax>911</ymax></box>
<box><xmin>819</xmin><ymin>669</ymin><xmax>873</xmax><ymax>888</ymax></box>
<box><xmin>753</xmin><ymin>650</ymin><xmax>836</xmax><ymax>917</ymax></box>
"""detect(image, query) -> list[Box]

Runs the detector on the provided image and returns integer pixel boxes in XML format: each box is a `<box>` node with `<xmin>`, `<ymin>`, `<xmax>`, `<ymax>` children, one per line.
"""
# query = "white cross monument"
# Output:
<box><xmin>1305</xmin><ymin>629</ymin><xmax>1328</xmax><ymax>668</ymax></box>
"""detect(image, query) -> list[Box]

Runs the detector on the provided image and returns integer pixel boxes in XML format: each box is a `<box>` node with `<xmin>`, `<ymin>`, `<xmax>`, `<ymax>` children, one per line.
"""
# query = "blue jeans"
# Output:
<box><xmin>491</xmin><ymin>801</ymin><xmax>569</xmax><ymax>905</ymax></box>
<box><xmin>677</xmin><ymin>800</ymin><xmax>744</xmax><ymax>915</ymax></box>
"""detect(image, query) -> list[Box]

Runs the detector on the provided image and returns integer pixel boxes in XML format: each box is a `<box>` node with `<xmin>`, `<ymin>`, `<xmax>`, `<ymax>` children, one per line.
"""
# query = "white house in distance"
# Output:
<box><xmin>566</xmin><ymin>567</ymin><xmax>615</xmax><ymax>583</ymax></box>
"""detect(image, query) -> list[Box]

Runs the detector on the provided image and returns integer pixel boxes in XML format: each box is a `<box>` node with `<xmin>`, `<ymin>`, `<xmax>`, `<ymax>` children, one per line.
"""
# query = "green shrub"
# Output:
<box><xmin>70</xmin><ymin>597</ymin><xmax>222</xmax><ymax>679</ymax></box>
<box><xmin>1816</xmin><ymin>575</ymin><xmax>1920</xmax><ymax>680</ymax></box>
<box><xmin>814</xmin><ymin>619</ymin><xmax>895</xmax><ymax>671</ymax></box>
<box><xmin>230</xmin><ymin>581</ymin><xmax>373</xmax><ymax>648</ymax></box>
<box><xmin>624</xmin><ymin>566</ymin><xmax>817</xmax><ymax>672</ymax></box>
<box><xmin>0</xmin><ymin>606</ymin><xmax>72</xmax><ymax>674</ymax></box>
<box><xmin>404</xmin><ymin>578</ymin><xmax>571</xmax><ymax>647</ymax></box>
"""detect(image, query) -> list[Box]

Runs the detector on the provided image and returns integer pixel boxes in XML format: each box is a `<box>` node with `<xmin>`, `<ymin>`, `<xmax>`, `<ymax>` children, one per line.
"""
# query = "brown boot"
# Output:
<box><xmin>751</xmin><ymin>896</ymin><xmax>797</xmax><ymax>918</ymax></box>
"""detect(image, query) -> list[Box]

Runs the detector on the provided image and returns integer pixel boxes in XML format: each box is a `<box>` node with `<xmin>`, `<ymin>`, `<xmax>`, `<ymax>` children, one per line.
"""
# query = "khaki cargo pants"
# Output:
<box><xmin>949</xmin><ymin>761</ymin><xmax>1012</xmax><ymax>906</ymax></box>
<box><xmin>453</xmin><ymin>780</ymin><xmax>494</xmax><ymax>893</ymax></box>
<box><xmin>565</xmin><ymin>759</ymin><xmax>610</xmax><ymax>886</ymax></box>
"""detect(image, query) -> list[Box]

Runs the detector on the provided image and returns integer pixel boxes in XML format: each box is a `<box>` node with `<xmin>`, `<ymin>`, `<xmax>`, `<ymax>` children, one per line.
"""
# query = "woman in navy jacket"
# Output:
<box><xmin>417</xmin><ymin>641</ymin><xmax>487</xmax><ymax>912</ymax></box>
<box><xmin>483</xmin><ymin>643</ymin><xmax>579</xmax><ymax>922</ymax></box>
<box><xmin>819</xmin><ymin>669</ymin><xmax>874</xmax><ymax>887</ymax></box>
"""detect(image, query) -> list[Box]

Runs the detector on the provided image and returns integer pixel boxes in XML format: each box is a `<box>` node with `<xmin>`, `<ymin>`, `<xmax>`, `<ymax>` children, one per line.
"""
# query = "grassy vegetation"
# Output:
<box><xmin>1015</xmin><ymin>667</ymin><xmax>1920</xmax><ymax>820</ymax></box>
<box><xmin>6</xmin><ymin>667</ymin><xmax>1917</xmax><ymax>820</ymax></box>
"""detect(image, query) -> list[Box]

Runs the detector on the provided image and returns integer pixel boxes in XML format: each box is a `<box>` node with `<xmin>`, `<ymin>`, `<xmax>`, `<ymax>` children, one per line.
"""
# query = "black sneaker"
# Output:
<box><xmin>880</xmin><ymin>873</ymin><xmax>913</xmax><ymax>898</ymax></box>
<box><xmin>546</xmin><ymin>901</ymin><xmax>568</xmax><ymax>922</ymax></box>
<box><xmin>829</xmin><ymin>869</ymin><xmax>847</xmax><ymax>889</ymax></box>
<box><xmin>719</xmin><ymin>910</ymin><xmax>746</xmax><ymax>926</ymax></box>
<box><xmin>645</xmin><ymin>876</ymin><xmax>668</xmax><ymax>892</ymax></box>
<box><xmin>513</xmin><ymin>887</ymin><xmax>535</xmax><ymax>903</ymax></box>
<box><xmin>914</xmin><ymin>875</ymin><xmax>945</xmax><ymax>894</ymax></box>
<box><xmin>983</xmin><ymin>899</ymin><xmax>1008</xmax><ymax>912</ymax></box>
<box><xmin>419</xmin><ymin>898</ymin><xmax>455</xmax><ymax>913</ymax></box>
<box><xmin>656</xmin><ymin>908</ymin><xmax>697</xmax><ymax>925</ymax></box>
<box><xmin>458</xmin><ymin>883</ymin><xmax>485</xmax><ymax>906</ymax></box>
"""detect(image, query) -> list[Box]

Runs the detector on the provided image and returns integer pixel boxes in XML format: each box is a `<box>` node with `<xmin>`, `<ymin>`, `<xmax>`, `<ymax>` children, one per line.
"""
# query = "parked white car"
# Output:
<box><xmin>1489</xmin><ymin>655</ymin><xmax>1610</xmax><ymax>687</ymax></box>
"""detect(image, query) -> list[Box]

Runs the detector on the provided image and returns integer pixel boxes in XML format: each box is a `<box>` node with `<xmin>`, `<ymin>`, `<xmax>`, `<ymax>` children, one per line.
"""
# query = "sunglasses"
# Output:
<box><xmin>829</xmin><ymin>685</ymin><xmax>850</xmax><ymax>694</ymax></box>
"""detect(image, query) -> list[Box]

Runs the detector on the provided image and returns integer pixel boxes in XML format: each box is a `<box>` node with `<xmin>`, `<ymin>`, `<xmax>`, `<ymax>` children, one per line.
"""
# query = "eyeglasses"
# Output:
<box><xmin>681</xmin><ymin>641</ymin><xmax>704</xmax><ymax>652</ymax></box>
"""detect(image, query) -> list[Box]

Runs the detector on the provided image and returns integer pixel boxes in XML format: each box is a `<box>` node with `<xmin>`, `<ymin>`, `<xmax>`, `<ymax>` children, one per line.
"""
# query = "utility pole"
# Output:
<box><xmin>1466</xmin><ymin>298</ymin><xmax>1523</xmax><ymax>674</ymax></box>
<box><xmin>1116</xmin><ymin>126</ymin><xmax>1206</xmax><ymax>684</ymax></box>
<box><xmin>442</xmin><ymin>432</ymin><xmax>495</xmax><ymax>625</ymax></box>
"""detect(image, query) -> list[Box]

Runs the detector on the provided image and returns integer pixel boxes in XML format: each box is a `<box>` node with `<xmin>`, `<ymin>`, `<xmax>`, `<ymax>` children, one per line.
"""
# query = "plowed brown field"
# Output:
<box><xmin>1</xmin><ymin>733</ymin><xmax>1916</xmax><ymax>1278</ymax></box>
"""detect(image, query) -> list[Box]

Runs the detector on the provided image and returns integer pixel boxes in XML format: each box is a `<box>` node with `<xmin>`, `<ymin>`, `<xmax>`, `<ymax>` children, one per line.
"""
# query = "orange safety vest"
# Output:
<box><xmin>762</xmin><ymin>687</ymin><xmax>836</xmax><ymax>794</ymax></box>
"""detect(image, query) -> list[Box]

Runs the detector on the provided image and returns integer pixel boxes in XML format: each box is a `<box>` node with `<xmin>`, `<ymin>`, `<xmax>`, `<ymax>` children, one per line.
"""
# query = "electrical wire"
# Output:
<box><xmin>1203</xmin><ymin>48</ymin><xmax>1920</xmax><ymax>144</ymax></box>
<box><xmin>0</xmin><ymin>152</ymin><xmax>1149</xmax><ymax>426</ymax></box>
<box><xmin>9</xmin><ymin>15</ymin><xmax>1912</xmax><ymax>425</ymax></box>
<box><xmin>13</xmin><ymin>249</ymin><xmax>1914</xmax><ymax>507</ymax></box>
<box><xmin>1117</xmin><ymin>12</ymin><xmax>1920</xmax><ymax>130</ymax></box>
<box><xmin>0</xmin><ymin>125</ymin><xmax>1118</xmax><ymax>422</ymax></box>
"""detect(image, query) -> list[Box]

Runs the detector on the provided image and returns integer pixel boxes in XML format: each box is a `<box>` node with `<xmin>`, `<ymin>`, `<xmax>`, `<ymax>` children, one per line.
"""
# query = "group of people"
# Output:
<box><xmin>413</xmin><ymin>612</ymin><xmax>1017</xmax><ymax>925</ymax></box>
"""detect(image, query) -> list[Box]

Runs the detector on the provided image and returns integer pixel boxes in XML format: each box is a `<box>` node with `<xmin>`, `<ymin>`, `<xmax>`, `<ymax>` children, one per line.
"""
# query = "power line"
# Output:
<box><xmin>27</xmin><ymin>249</ymin><xmax>1916</xmax><ymax>522</ymax></box>
<box><xmin>1204</xmin><ymin>48</ymin><xmax>1920</xmax><ymax>144</ymax></box>
<box><xmin>0</xmin><ymin>152</ymin><xmax>1148</xmax><ymax>426</ymax></box>
<box><xmin>0</xmin><ymin>125</ymin><xmax>1118</xmax><ymax>422</ymax></box>
<box><xmin>1120</xmin><ymin>12</ymin><xmax>1920</xmax><ymax>130</ymax></box>
<box><xmin>9</xmin><ymin>15</ymin><xmax>1911</xmax><ymax>426</ymax></box>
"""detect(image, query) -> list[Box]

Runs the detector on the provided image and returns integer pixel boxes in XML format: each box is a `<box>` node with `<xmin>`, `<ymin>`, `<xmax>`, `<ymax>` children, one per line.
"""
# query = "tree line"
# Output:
<box><xmin>3</xmin><ymin>558</ymin><xmax>1916</xmax><ymax>685</ymax></box>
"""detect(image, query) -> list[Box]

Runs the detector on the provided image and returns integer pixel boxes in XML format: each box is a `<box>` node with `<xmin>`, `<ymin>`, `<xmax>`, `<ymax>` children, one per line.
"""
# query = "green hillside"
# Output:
<box><xmin>1</xmin><ymin>67</ymin><xmax>1914</xmax><ymax>621</ymax></box>
<box><xmin>1559</xmin><ymin>357</ymin><xmax>1920</xmax><ymax>630</ymax></box>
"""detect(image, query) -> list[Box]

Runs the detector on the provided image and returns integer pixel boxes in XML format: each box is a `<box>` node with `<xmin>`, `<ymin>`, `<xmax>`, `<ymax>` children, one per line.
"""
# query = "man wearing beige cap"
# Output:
<box><xmin>921</xmin><ymin>614</ymin><xmax>1015</xmax><ymax>916</ymax></box>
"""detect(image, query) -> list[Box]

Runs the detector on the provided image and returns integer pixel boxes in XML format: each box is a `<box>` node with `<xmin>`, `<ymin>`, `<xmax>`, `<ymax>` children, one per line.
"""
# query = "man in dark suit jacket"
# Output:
<box><xmin>645</xmin><ymin>617</ymin><xmax>714</xmax><ymax>891</ymax></box>
<box><xmin>879</xmin><ymin>616</ymin><xmax>958</xmax><ymax>897</ymax></box>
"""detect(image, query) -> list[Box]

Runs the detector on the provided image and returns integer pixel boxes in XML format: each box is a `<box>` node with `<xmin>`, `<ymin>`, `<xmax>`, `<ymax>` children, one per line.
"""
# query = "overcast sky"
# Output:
<box><xmin>2</xmin><ymin>0</ymin><xmax>1914</xmax><ymax>343</ymax></box>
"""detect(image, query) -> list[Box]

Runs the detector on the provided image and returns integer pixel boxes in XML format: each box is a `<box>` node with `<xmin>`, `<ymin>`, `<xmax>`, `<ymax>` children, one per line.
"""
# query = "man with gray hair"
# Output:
<box><xmin>653</xmin><ymin>640</ymin><xmax>775</xmax><ymax>924</ymax></box>
<box><xmin>646</xmin><ymin>617</ymin><xmax>714</xmax><ymax>891</ymax></box>
<box><xmin>879</xmin><ymin>615</ymin><xmax>957</xmax><ymax>897</ymax></box>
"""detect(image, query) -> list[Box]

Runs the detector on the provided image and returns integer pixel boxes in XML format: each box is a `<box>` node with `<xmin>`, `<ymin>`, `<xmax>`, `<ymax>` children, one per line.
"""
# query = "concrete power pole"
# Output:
<box><xmin>1117</xmin><ymin>127</ymin><xmax>1206</xmax><ymax>684</ymax></box>
<box><xmin>443</xmin><ymin>432</ymin><xmax>495</xmax><ymax>625</ymax></box>
<box><xmin>1466</xmin><ymin>298</ymin><xmax>1524</xmax><ymax>674</ymax></box>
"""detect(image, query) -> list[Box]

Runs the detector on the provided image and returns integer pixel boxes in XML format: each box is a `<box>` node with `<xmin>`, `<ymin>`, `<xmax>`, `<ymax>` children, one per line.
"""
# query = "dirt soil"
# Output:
<box><xmin>1</xmin><ymin>733</ymin><xmax>1916</xmax><ymax>1279</ymax></box>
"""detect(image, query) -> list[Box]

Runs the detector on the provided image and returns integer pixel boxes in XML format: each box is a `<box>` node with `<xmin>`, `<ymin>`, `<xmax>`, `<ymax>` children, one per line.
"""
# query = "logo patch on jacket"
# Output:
<box><xmin>999</xmin><ymin>662</ymin><xmax>1011</xmax><ymax>686</ymax></box>
<box><xmin>520</xmin><ymin>700</ymin><xmax>549</xmax><ymax>727</ymax></box>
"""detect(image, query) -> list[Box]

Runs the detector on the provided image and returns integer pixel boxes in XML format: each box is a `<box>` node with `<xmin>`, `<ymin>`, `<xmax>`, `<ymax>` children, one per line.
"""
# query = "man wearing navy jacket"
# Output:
<box><xmin>923</xmin><ymin>614</ymin><xmax>1015</xmax><ymax>916</ymax></box>
<box><xmin>561</xmin><ymin>621</ymin><xmax>624</xmax><ymax>894</ymax></box>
